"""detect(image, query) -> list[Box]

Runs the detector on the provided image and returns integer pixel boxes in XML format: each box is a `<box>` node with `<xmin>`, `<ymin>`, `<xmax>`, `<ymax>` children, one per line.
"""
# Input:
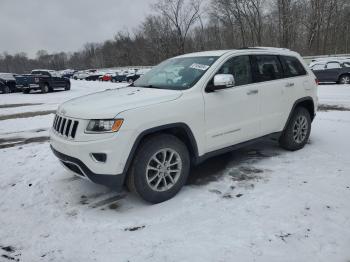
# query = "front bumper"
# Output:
<box><xmin>51</xmin><ymin>145</ymin><xmax>125</xmax><ymax>191</ymax></box>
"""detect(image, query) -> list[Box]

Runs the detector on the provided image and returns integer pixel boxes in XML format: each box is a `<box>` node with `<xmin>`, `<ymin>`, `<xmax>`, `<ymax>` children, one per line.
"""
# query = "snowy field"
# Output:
<box><xmin>0</xmin><ymin>80</ymin><xmax>350</xmax><ymax>262</ymax></box>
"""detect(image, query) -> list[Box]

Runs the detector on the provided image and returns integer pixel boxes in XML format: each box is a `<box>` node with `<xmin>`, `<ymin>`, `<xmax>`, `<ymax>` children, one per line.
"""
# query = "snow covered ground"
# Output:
<box><xmin>0</xmin><ymin>81</ymin><xmax>350</xmax><ymax>262</ymax></box>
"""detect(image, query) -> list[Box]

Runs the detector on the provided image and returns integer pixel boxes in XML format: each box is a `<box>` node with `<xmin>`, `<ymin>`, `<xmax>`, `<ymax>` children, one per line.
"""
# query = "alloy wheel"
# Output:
<box><xmin>145</xmin><ymin>148</ymin><xmax>182</xmax><ymax>192</ymax></box>
<box><xmin>292</xmin><ymin>115</ymin><xmax>308</xmax><ymax>143</ymax></box>
<box><xmin>340</xmin><ymin>76</ymin><xmax>350</xmax><ymax>84</ymax></box>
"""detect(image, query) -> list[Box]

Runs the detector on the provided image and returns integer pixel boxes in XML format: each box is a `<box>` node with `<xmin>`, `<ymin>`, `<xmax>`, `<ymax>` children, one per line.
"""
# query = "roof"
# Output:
<box><xmin>175</xmin><ymin>47</ymin><xmax>298</xmax><ymax>59</ymax></box>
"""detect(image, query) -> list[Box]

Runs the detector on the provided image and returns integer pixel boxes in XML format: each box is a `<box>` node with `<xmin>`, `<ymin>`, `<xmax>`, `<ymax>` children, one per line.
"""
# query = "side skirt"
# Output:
<box><xmin>195</xmin><ymin>132</ymin><xmax>282</xmax><ymax>165</ymax></box>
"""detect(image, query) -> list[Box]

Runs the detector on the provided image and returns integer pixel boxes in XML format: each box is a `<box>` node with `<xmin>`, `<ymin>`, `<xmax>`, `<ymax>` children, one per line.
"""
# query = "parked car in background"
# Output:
<box><xmin>111</xmin><ymin>71</ymin><xmax>128</xmax><ymax>82</ymax></box>
<box><xmin>126</xmin><ymin>69</ymin><xmax>151</xmax><ymax>84</ymax></box>
<box><xmin>73</xmin><ymin>71</ymin><xmax>90</xmax><ymax>80</ymax></box>
<box><xmin>22</xmin><ymin>70</ymin><xmax>71</xmax><ymax>93</ymax></box>
<box><xmin>0</xmin><ymin>73</ymin><xmax>18</xmax><ymax>93</ymax></box>
<box><xmin>100</xmin><ymin>73</ymin><xmax>113</xmax><ymax>82</ymax></box>
<box><xmin>61</xmin><ymin>69</ymin><xmax>77</xmax><ymax>79</ymax></box>
<box><xmin>85</xmin><ymin>73</ymin><xmax>103</xmax><ymax>81</ymax></box>
<box><xmin>310</xmin><ymin>61</ymin><xmax>350</xmax><ymax>84</ymax></box>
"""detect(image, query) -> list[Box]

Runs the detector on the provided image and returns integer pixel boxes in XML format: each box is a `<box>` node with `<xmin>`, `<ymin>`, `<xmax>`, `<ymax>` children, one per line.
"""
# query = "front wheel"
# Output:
<box><xmin>279</xmin><ymin>107</ymin><xmax>311</xmax><ymax>151</ymax></box>
<box><xmin>127</xmin><ymin>134</ymin><xmax>190</xmax><ymax>203</ymax></box>
<box><xmin>128</xmin><ymin>78</ymin><xmax>134</xmax><ymax>85</ymax></box>
<box><xmin>65</xmin><ymin>82</ymin><xmax>71</xmax><ymax>91</ymax></box>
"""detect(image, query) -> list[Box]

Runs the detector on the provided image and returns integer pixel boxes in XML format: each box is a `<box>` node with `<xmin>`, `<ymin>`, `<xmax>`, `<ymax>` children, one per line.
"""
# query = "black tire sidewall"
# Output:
<box><xmin>339</xmin><ymin>75</ymin><xmax>350</xmax><ymax>85</ymax></box>
<box><xmin>130</xmin><ymin>135</ymin><xmax>190</xmax><ymax>203</ymax></box>
<box><xmin>41</xmin><ymin>84</ymin><xmax>49</xmax><ymax>93</ymax></box>
<box><xmin>280</xmin><ymin>107</ymin><xmax>311</xmax><ymax>151</ymax></box>
<box><xmin>3</xmin><ymin>86</ymin><xmax>10</xmax><ymax>93</ymax></box>
<box><xmin>65</xmin><ymin>82</ymin><xmax>71</xmax><ymax>90</ymax></box>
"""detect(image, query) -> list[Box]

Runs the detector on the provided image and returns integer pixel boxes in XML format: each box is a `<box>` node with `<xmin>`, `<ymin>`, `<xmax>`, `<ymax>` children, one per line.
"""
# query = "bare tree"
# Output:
<box><xmin>154</xmin><ymin>0</ymin><xmax>202</xmax><ymax>54</ymax></box>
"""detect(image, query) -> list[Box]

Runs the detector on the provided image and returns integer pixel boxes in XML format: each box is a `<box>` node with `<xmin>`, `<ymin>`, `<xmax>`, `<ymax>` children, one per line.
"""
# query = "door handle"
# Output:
<box><xmin>247</xmin><ymin>89</ymin><xmax>258</xmax><ymax>95</ymax></box>
<box><xmin>285</xmin><ymin>82</ymin><xmax>295</xmax><ymax>87</ymax></box>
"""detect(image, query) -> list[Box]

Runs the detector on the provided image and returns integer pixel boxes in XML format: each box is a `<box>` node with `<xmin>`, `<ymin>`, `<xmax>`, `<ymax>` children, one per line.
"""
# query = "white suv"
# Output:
<box><xmin>50</xmin><ymin>47</ymin><xmax>318</xmax><ymax>203</ymax></box>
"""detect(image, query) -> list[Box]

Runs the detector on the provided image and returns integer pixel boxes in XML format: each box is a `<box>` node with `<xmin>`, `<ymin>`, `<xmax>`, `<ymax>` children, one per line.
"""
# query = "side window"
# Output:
<box><xmin>280</xmin><ymin>56</ymin><xmax>307</xmax><ymax>77</ymax></box>
<box><xmin>326</xmin><ymin>62</ymin><xmax>341</xmax><ymax>69</ymax></box>
<box><xmin>217</xmin><ymin>55</ymin><xmax>252</xmax><ymax>86</ymax></box>
<box><xmin>312</xmin><ymin>64</ymin><xmax>325</xmax><ymax>70</ymax></box>
<box><xmin>251</xmin><ymin>55</ymin><xmax>283</xmax><ymax>82</ymax></box>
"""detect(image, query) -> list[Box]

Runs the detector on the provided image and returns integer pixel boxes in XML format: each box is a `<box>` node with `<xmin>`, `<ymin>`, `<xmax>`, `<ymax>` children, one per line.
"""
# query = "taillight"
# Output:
<box><xmin>315</xmin><ymin>79</ymin><xmax>319</xmax><ymax>85</ymax></box>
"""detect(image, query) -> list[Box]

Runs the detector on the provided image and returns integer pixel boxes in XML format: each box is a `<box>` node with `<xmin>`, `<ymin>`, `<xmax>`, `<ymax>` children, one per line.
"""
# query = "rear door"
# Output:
<box><xmin>323</xmin><ymin>62</ymin><xmax>341</xmax><ymax>82</ymax></box>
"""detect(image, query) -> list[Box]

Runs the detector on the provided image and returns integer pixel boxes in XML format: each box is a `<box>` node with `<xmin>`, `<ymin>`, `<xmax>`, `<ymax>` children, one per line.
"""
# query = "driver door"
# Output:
<box><xmin>203</xmin><ymin>55</ymin><xmax>260</xmax><ymax>152</ymax></box>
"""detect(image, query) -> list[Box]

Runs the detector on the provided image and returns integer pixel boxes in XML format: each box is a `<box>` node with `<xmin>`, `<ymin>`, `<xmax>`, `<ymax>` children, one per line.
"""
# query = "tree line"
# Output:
<box><xmin>1</xmin><ymin>0</ymin><xmax>349</xmax><ymax>74</ymax></box>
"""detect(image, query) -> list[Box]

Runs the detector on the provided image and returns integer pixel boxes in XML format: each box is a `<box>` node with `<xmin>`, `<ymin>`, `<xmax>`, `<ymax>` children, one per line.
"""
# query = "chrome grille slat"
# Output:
<box><xmin>52</xmin><ymin>114</ymin><xmax>79</xmax><ymax>140</ymax></box>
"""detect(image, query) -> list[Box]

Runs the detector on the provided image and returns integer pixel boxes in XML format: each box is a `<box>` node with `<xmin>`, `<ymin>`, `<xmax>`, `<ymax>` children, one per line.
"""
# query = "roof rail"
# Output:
<box><xmin>252</xmin><ymin>46</ymin><xmax>291</xmax><ymax>51</ymax></box>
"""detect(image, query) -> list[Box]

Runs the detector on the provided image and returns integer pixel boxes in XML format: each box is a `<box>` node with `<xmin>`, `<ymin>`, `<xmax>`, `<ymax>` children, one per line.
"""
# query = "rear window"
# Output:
<box><xmin>0</xmin><ymin>73</ymin><xmax>15</xmax><ymax>81</ymax></box>
<box><xmin>251</xmin><ymin>55</ymin><xmax>283</xmax><ymax>82</ymax></box>
<box><xmin>326</xmin><ymin>62</ymin><xmax>341</xmax><ymax>69</ymax></box>
<box><xmin>280</xmin><ymin>56</ymin><xmax>307</xmax><ymax>77</ymax></box>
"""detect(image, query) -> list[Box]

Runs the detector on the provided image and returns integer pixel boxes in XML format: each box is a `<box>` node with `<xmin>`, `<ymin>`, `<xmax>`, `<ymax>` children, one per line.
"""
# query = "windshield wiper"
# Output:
<box><xmin>138</xmin><ymin>85</ymin><xmax>165</xmax><ymax>89</ymax></box>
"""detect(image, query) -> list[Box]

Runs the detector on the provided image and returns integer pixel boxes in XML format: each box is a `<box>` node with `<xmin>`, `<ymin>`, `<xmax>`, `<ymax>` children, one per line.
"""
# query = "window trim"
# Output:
<box><xmin>205</xmin><ymin>54</ymin><xmax>254</xmax><ymax>92</ymax></box>
<box><xmin>250</xmin><ymin>54</ymin><xmax>284</xmax><ymax>83</ymax></box>
<box><xmin>279</xmin><ymin>55</ymin><xmax>307</xmax><ymax>78</ymax></box>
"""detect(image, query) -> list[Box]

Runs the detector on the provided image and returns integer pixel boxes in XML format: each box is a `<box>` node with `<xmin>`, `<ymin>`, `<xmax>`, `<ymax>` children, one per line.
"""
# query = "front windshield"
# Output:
<box><xmin>135</xmin><ymin>56</ymin><xmax>219</xmax><ymax>90</ymax></box>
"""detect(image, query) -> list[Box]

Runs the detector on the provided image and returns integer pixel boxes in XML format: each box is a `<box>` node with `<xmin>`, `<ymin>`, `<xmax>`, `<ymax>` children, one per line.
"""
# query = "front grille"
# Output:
<box><xmin>53</xmin><ymin>115</ymin><xmax>79</xmax><ymax>139</ymax></box>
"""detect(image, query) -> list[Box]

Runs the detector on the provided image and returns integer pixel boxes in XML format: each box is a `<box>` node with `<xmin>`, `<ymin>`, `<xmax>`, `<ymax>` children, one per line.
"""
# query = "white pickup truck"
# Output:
<box><xmin>50</xmin><ymin>47</ymin><xmax>318</xmax><ymax>203</ymax></box>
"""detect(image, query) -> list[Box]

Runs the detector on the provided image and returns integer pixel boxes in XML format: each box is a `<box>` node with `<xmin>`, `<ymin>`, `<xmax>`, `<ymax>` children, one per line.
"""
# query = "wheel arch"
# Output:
<box><xmin>283</xmin><ymin>97</ymin><xmax>315</xmax><ymax>131</ymax></box>
<box><xmin>338</xmin><ymin>73</ymin><xmax>350</xmax><ymax>83</ymax></box>
<box><xmin>122</xmin><ymin>123</ymin><xmax>199</xmax><ymax>179</ymax></box>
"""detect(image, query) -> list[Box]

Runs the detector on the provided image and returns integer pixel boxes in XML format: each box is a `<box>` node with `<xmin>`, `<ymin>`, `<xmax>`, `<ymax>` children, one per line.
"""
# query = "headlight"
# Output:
<box><xmin>85</xmin><ymin>119</ymin><xmax>124</xmax><ymax>133</ymax></box>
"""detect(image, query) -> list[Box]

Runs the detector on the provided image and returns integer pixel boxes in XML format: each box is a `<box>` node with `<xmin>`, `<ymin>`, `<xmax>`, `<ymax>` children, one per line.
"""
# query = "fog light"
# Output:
<box><xmin>90</xmin><ymin>153</ymin><xmax>107</xmax><ymax>163</ymax></box>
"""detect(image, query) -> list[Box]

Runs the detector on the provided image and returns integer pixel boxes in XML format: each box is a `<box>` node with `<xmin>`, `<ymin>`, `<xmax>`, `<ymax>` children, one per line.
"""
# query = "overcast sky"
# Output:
<box><xmin>0</xmin><ymin>0</ymin><xmax>156</xmax><ymax>57</ymax></box>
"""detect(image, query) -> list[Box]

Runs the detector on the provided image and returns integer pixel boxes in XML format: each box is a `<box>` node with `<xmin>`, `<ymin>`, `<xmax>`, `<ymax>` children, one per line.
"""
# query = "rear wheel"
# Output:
<box><xmin>339</xmin><ymin>74</ymin><xmax>350</xmax><ymax>84</ymax></box>
<box><xmin>127</xmin><ymin>134</ymin><xmax>190</xmax><ymax>203</ymax></box>
<box><xmin>279</xmin><ymin>107</ymin><xmax>311</xmax><ymax>151</ymax></box>
<box><xmin>41</xmin><ymin>84</ymin><xmax>49</xmax><ymax>93</ymax></box>
<box><xmin>128</xmin><ymin>78</ymin><xmax>134</xmax><ymax>84</ymax></box>
<box><xmin>3</xmin><ymin>86</ymin><xmax>11</xmax><ymax>94</ymax></box>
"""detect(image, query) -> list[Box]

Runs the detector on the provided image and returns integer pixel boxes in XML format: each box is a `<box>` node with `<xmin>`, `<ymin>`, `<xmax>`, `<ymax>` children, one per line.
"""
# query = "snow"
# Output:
<box><xmin>0</xmin><ymin>80</ymin><xmax>350</xmax><ymax>261</ymax></box>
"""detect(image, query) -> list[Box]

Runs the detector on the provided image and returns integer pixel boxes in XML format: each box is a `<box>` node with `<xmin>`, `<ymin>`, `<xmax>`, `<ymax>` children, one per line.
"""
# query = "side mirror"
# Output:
<box><xmin>207</xmin><ymin>74</ymin><xmax>235</xmax><ymax>92</ymax></box>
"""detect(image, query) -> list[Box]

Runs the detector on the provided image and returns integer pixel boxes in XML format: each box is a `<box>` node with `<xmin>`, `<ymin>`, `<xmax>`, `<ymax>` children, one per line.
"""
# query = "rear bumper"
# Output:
<box><xmin>23</xmin><ymin>84</ymin><xmax>40</xmax><ymax>90</ymax></box>
<box><xmin>51</xmin><ymin>145</ymin><xmax>125</xmax><ymax>191</ymax></box>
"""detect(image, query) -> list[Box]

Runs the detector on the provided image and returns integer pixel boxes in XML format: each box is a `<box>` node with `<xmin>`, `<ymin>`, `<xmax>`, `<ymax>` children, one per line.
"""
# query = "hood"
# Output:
<box><xmin>58</xmin><ymin>87</ymin><xmax>182</xmax><ymax>119</ymax></box>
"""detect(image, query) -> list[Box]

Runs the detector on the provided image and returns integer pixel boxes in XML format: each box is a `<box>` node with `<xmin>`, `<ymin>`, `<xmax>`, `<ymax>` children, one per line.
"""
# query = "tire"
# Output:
<box><xmin>41</xmin><ymin>84</ymin><xmax>49</xmax><ymax>93</ymax></box>
<box><xmin>3</xmin><ymin>86</ymin><xmax>11</xmax><ymax>94</ymax></box>
<box><xmin>339</xmin><ymin>74</ymin><xmax>350</xmax><ymax>85</ymax></box>
<box><xmin>127</xmin><ymin>134</ymin><xmax>190</xmax><ymax>204</ymax></box>
<box><xmin>111</xmin><ymin>79</ymin><xmax>116</xmax><ymax>83</ymax></box>
<box><xmin>23</xmin><ymin>89</ymin><xmax>30</xmax><ymax>94</ymax></box>
<box><xmin>128</xmin><ymin>78</ymin><xmax>134</xmax><ymax>84</ymax></box>
<box><xmin>279</xmin><ymin>107</ymin><xmax>311</xmax><ymax>151</ymax></box>
<box><xmin>65</xmin><ymin>82</ymin><xmax>71</xmax><ymax>91</ymax></box>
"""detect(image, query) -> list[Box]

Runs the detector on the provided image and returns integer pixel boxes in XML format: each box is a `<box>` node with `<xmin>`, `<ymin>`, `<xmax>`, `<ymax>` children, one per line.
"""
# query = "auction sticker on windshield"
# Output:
<box><xmin>190</xmin><ymin>63</ymin><xmax>210</xmax><ymax>71</ymax></box>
